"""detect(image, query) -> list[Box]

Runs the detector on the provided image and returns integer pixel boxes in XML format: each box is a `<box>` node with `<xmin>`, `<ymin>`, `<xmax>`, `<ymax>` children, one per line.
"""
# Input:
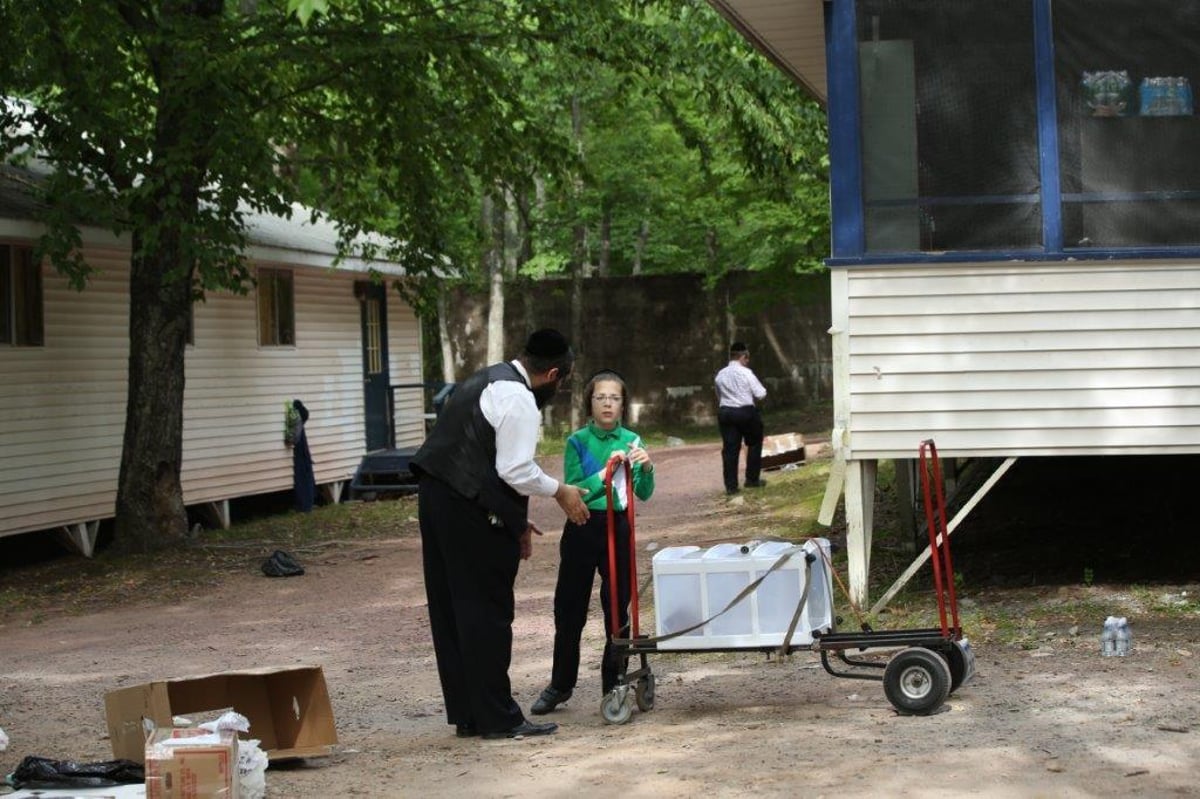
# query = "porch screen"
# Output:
<box><xmin>1054</xmin><ymin>1</ymin><xmax>1200</xmax><ymax>247</ymax></box>
<box><xmin>856</xmin><ymin>0</ymin><xmax>1040</xmax><ymax>253</ymax></box>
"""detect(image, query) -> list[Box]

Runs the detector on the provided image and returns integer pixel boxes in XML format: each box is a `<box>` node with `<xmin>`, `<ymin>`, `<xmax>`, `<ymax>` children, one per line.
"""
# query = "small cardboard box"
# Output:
<box><xmin>106</xmin><ymin>665</ymin><xmax>337</xmax><ymax>763</ymax></box>
<box><xmin>761</xmin><ymin>432</ymin><xmax>806</xmax><ymax>471</ymax></box>
<box><xmin>145</xmin><ymin>727</ymin><xmax>238</xmax><ymax>799</ymax></box>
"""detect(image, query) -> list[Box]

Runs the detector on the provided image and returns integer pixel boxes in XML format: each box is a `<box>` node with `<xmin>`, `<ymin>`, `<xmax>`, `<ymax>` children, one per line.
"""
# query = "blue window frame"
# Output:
<box><xmin>826</xmin><ymin>0</ymin><xmax>1200</xmax><ymax>265</ymax></box>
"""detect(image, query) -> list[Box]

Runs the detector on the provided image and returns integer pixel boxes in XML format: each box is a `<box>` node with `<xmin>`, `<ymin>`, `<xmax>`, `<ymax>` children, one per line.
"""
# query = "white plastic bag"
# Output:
<box><xmin>0</xmin><ymin>725</ymin><xmax>9</xmax><ymax>751</ymax></box>
<box><xmin>238</xmin><ymin>738</ymin><xmax>269</xmax><ymax>799</ymax></box>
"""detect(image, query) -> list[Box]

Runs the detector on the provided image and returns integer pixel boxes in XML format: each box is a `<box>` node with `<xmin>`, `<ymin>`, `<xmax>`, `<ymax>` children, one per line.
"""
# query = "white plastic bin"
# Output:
<box><xmin>651</xmin><ymin>538</ymin><xmax>833</xmax><ymax>650</ymax></box>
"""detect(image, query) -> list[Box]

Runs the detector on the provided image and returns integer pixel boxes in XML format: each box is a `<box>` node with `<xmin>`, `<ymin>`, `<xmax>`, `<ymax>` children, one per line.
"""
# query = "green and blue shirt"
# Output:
<box><xmin>564</xmin><ymin>421</ymin><xmax>656</xmax><ymax>511</ymax></box>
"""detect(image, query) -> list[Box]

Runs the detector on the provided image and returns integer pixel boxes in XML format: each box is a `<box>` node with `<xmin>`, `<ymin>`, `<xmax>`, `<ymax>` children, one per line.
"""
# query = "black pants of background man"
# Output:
<box><xmin>550</xmin><ymin>511</ymin><xmax>631</xmax><ymax>696</ymax></box>
<box><xmin>418</xmin><ymin>475</ymin><xmax>524</xmax><ymax>734</ymax></box>
<box><xmin>718</xmin><ymin>404</ymin><xmax>764</xmax><ymax>493</ymax></box>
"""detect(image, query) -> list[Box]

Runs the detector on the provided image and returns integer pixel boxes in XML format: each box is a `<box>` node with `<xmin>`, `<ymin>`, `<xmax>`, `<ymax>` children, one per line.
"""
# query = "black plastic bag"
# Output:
<box><xmin>10</xmin><ymin>755</ymin><xmax>144</xmax><ymax>788</ymax></box>
<box><xmin>261</xmin><ymin>549</ymin><xmax>305</xmax><ymax>577</ymax></box>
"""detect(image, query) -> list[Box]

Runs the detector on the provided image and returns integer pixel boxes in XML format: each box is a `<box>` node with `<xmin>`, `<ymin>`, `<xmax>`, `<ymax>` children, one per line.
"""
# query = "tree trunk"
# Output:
<box><xmin>598</xmin><ymin>209</ymin><xmax>611</xmax><ymax>277</ymax></box>
<box><xmin>632</xmin><ymin>219</ymin><xmax>649</xmax><ymax>275</ymax></box>
<box><xmin>115</xmin><ymin>227</ymin><xmax>193</xmax><ymax>552</ymax></box>
<box><xmin>568</xmin><ymin>95</ymin><xmax>587</xmax><ymax>430</ymax></box>
<box><xmin>436</xmin><ymin>291</ymin><xmax>456</xmax><ymax>383</ymax></box>
<box><xmin>113</xmin><ymin>3</ymin><xmax>216</xmax><ymax>552</ymax></box>
<box><xmin>483</xmin><ymin>191</ymin><xmax>505</xmax><ymax>364</ymax></box>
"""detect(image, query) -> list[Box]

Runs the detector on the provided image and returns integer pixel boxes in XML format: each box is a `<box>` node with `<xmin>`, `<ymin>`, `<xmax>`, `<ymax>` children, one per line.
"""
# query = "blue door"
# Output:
<box><xmin>358</xmin><ymin>281</ymin><xmax>391</xmax><ymax>451</ymax></box>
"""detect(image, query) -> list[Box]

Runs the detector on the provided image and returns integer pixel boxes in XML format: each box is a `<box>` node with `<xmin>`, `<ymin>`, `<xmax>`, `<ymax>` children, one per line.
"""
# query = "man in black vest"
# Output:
<box><xmin>411</xmin><ymin>329</ymin><xmax>589</xmax><ymax>740</ymax></box>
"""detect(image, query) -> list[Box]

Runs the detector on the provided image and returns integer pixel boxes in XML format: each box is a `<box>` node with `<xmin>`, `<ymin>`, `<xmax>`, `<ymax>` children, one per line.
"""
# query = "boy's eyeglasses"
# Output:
<box><xmin>592</xmin><ymin>394</ymin><xmax>622</xmax><ymax>404</ymax></box>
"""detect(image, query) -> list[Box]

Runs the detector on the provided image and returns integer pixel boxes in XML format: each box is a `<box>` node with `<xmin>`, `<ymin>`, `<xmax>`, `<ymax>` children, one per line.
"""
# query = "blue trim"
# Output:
<box><xmin>1032</xmin><ymin>0</ymin><xmax>1063</xmax><ymax>254</ymax></box>
<box><xmin>826</xmin><ymin>0</ymin><xmax>864</xmax><ymax>258</ymax></box>
<box><xmin>867</xmin><ymin>194</ymin><xmax>1040</xmax><ymax>208</ymax></box>
<box><xmin>1064</xmin><ymin>191</ymin><xmax>1200</xmax><ymax>203</ymax></box>
<box><xmin>827</xmin><ymin>246</ymin><xmax>1200</xmax><ymax>267</ymax></box>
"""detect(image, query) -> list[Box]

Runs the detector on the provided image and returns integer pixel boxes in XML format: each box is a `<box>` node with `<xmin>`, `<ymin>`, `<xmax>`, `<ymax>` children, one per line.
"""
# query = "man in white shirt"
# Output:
<box><xmin>714</xmin><ymin>341</ymin><xmax>768</xmax><ymax>495</ymax></box>
<box><xmin>411</xmin><ymin>329</ymin><xmax>589</xmax><ymax>741</ymax></box>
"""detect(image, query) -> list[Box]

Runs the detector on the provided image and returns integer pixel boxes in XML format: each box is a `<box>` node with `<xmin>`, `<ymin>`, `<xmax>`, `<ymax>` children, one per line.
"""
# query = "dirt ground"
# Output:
<box><xmin>2</xmin><ymin>443</ymin><xmax>1200</xmax><ymax>798</ymax></box>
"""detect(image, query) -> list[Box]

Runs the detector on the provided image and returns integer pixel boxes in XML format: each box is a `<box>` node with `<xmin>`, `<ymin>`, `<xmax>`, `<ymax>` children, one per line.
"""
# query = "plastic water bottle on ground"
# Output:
<box><xmin>1115</xmin><ymin>617</ymin><xmax>1132</xmax><ymax>656</ymax></box>
<box><xmin>1101</xmin><ymin>616</ymin><xmax>1118</xmax><ymax>656</ymax></box>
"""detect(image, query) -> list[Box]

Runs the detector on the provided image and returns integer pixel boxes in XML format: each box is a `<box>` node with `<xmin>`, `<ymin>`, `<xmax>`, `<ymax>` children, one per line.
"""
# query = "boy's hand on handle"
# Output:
<box><xmin>555</xmin><ymin>483</ymin><xmax>589</xmax><ymax>525</ymax></box>
<box><xmin>627</xmin><ymin>444</ymin><xmax>652</xmax><ymax>470</ymax></box>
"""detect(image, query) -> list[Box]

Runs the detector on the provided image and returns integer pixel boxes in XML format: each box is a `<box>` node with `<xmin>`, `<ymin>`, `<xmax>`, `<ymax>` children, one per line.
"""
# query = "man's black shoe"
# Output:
<box><xmin>481</xmin><ymin>720</ymin><xmax>558</xmax><ymax>740</ymax></box>
<box><xmin>725</xmin><ymin>488</ymin><xmax>740</xmax><ymax>496</ymax></box>
<box><xmin>455</xmin><ymin>724</ymin><xmax>478</xmax><ymax>738</ymax></box>
<box><xmin>530</xmin><ymin>686</ymin><xmax>572</xmax><ymax>715</ymax></box>
<box><xmin>745</xmin><ymin>479</ymin><xmax>768</xmax><ymax>488</ymax></box>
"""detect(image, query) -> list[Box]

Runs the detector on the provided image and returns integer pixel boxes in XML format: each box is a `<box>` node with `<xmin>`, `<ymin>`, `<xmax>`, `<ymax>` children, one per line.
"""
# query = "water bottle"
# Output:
<box><xmin>1176</xmin><ymin>77</ymin><xmax>1193</xmax><ymax>115</ymax></box>
<box><xmin>1101</xmin><ymin>616</ymin><xmax>1118</xmax><ymax>656</ymax></box>
<box><xmin>1115</xmin><ymin>617</ymin><xmax>1132</xmax><ymax>656</ymax></box>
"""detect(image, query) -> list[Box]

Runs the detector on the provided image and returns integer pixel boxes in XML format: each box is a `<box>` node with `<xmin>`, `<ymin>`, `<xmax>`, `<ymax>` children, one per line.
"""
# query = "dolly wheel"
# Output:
<box><xmin>947</xmin><ymin>639</ymin><xmax>975</xmax><ymax>694</ymax></box>
<box><xmin>601</xmin><ymin>686</ymin><xmax>633</xmax><ymax>725</ymax></box>
<box><xmin>635</xmin><ymin>674</ymin><xmax>656</xmax><ymax>712</ymax></box>
<box><xmin>883</xmin><ymin>647</ymin><xmax>951</xmax><ymax>715</ymax></box>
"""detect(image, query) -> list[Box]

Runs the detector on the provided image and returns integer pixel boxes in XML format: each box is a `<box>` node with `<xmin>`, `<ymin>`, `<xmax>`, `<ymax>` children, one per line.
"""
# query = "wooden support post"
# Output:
<box><xmin>59</xmin><ymin>521</ymin><xmax>100</xmax><ymax>558</ymax></box>
<box><xmin>893</xmin><ymin>458</ymin><xmax>918</xmax><ymax>552</ymax></box>
<box><xmin>844</xmin><ymin>458</ymin><xmax>877</xmax><ymax>609</ymax></box>
<box><xmin>321</xmin><ymin>480</ymin><xmax>345</xmax><ymax>505</ymax></box>
<box><xmin>205</xmin><ymin>500</ymin><xmax>231</xmax><ymax>530</ymax></box>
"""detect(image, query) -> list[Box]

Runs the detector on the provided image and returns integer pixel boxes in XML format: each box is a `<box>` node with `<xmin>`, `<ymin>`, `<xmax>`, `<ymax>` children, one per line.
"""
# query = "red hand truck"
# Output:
<box><xmin>598</xmin><ymin>440</ymin><xmax>975</xmax><ymax>723</ymax></box>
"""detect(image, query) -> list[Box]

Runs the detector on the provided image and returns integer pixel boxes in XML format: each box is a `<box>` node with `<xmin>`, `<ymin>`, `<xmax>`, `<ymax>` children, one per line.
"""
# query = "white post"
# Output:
<box><xmin>59</xmin><ymin>521</ymin><xmax>100</xmax><ymax>558</ymax></box>
<box><xmin>844</xmin><ymin>458</ymin><xmax>878</xmax><ymax>608</ymax></box>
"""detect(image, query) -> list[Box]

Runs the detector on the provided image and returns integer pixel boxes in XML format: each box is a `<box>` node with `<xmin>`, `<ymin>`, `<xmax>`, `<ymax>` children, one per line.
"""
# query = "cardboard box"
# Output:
<box><xmin>761</xmin><ymin>432</ymin><xmax>806</xmax><ymax>471</ymax></box>
<box><xmin>105</xmin><ymin>666</ymin><xmax>337</xmax><ymax>764</ymax></box>
<box><xmin>145</xmin><ymin>728</ymin><xmax>238</xmax><ymax>799</ymax></box>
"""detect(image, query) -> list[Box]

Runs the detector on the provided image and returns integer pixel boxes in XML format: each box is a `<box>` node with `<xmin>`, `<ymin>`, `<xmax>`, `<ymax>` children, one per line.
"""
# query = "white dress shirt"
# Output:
<box><xmin>715</xmin><ymin>359</ymin><xmax>767</xmax><ymax>407</ymax></box>
<box><xmin>479</xmin><ymin>360</ymin><xmax>560</xmax><ymax>497</ymax></box>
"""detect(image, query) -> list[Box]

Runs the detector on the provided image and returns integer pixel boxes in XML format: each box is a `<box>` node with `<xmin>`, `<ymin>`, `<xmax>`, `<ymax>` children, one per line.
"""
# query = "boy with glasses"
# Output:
<box><xmin>531</xmin><ymin>369</ymin><xmax>656</xmax><ymax>716</ymax></box>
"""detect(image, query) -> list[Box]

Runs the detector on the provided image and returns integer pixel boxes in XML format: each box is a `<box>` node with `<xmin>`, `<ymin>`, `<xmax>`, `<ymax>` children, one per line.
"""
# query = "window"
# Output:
<box><xmin>0</xmin><ymin>243</ymin><xmax>44</xmax><ymax>346</ymax></box>
<box><xmin>256</xmin><ymin>268</ymin><xmax>295</xmax><ymax>346</ymax></box>
<box><xmin>855</xmin><ymin>0</ymin><xmax>1040</xmax><ymax>253</ymax></box>
<box><xmin>1054</xmin><ymin>0</ymin><xmax>1200</xmax><ymax>248</ymax></box>
<box><xmin>839</xmin><ymin>0</ymin><xmax>1200</xmax><ymax>259</ymax></box>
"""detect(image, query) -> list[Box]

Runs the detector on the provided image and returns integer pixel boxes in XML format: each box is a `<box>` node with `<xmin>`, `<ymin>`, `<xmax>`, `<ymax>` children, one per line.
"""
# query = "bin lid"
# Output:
<box><xmin>702</xmin><ymin>543</ymin><xmax>748</xmax><ymax>560</ymax></box>
<box><xmin>752</xmin><ymin>540</ymin><xmax>799</xmax><ymax>559</ymax></box>
<box><xmin>652</xmin><ymin>545</ymin><xmax>702</xmax><ymax>562</ymax></box>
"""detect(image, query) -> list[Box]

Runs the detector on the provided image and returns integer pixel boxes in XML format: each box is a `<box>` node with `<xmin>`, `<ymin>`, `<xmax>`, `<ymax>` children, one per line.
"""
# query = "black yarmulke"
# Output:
<box><xmin>524</xmin><ymin>328</ymin><xmax>570</xmax><ymax>358</ymax></box>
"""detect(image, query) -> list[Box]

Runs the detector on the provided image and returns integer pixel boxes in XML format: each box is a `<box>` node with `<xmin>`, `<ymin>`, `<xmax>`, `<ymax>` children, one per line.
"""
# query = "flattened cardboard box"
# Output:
<box><xmin>106</xmin><ymin>665</ymin><xmax>337</xmax><ymax>763</ymax></box>
<box><xmin>145</xmin><ymin>727</ymin><xmax>238</xmax><ymax>799</ymax></box>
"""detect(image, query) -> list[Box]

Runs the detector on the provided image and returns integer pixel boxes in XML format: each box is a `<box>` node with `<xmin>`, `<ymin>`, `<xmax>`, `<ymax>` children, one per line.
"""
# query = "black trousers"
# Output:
<box><xmin>549</xmin><ymin>511</ymin><xmax>631</xmax><ymax>695</ymax></box>
<box><xmin>419</xmin><ymin>475</ymin><xmax>524</xmax><ymax>734</ymax></box>
<box><xmin>718</xmin><ymin>405</ymin><xmax>764</xmax><ymax>492</ymax></box>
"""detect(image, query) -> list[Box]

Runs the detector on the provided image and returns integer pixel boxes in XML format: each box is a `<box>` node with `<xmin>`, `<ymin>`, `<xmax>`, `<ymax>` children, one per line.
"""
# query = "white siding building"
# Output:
<box><xmin>711</xmin><ymin>0</ymin><xmax>1200</xmax><ymax>604</ymax></box>
<box><xmin>0</xmin><ymin>206</ymin><xmax>423</xmax><ymax>549</ymax></box>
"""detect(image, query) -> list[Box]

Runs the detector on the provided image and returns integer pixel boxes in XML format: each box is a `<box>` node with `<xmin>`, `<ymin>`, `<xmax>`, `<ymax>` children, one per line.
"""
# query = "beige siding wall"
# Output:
<box><xmin>842</xmin><ymin>261</ymin><xmax>1200</xmax><ymax>459</ymax></box>
<box><xmin>0</xmin><ymin>246</ymin><xmax>129</xmax><ymax>534</ymax></box>
<box><xmin>0</xmin><ymin>245</ymin><xmax>421</xmax><ymax>537</ymax></box>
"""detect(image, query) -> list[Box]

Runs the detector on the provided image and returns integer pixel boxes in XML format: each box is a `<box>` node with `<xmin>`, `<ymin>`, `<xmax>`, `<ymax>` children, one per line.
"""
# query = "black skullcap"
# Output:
<box><xmin>524</xmin><ymin>328</ymin><xmax>570</xmax><ymax>358</ymax></box>
<box><xmin>730</xmin><ymin>341</ymin><xmax>748</xmax><ymax>355</ymax></box>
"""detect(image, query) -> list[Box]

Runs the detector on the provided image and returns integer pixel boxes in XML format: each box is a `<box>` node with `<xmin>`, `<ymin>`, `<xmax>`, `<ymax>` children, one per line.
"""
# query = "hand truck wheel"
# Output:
<box><xmin>882</xmin><ymin>646</ymin><xmax>952</xmax><ymax>715</ymax></box>
<box><xmin>635</xmin><ymin>673</ymin><xmax>656</xmax><ymax>712</ymax></box>
<box><xmin>601</xmin><ymin>685</ymin><xmax>633</xmax><ymax>725</ymax></box>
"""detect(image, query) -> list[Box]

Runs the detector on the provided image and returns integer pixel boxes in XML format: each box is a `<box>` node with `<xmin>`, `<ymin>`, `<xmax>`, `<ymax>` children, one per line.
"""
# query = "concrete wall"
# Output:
<box><xmin>442</xmin><ymin>271</ymin><xmax>832</xmax><ymax>426</ymax></box>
